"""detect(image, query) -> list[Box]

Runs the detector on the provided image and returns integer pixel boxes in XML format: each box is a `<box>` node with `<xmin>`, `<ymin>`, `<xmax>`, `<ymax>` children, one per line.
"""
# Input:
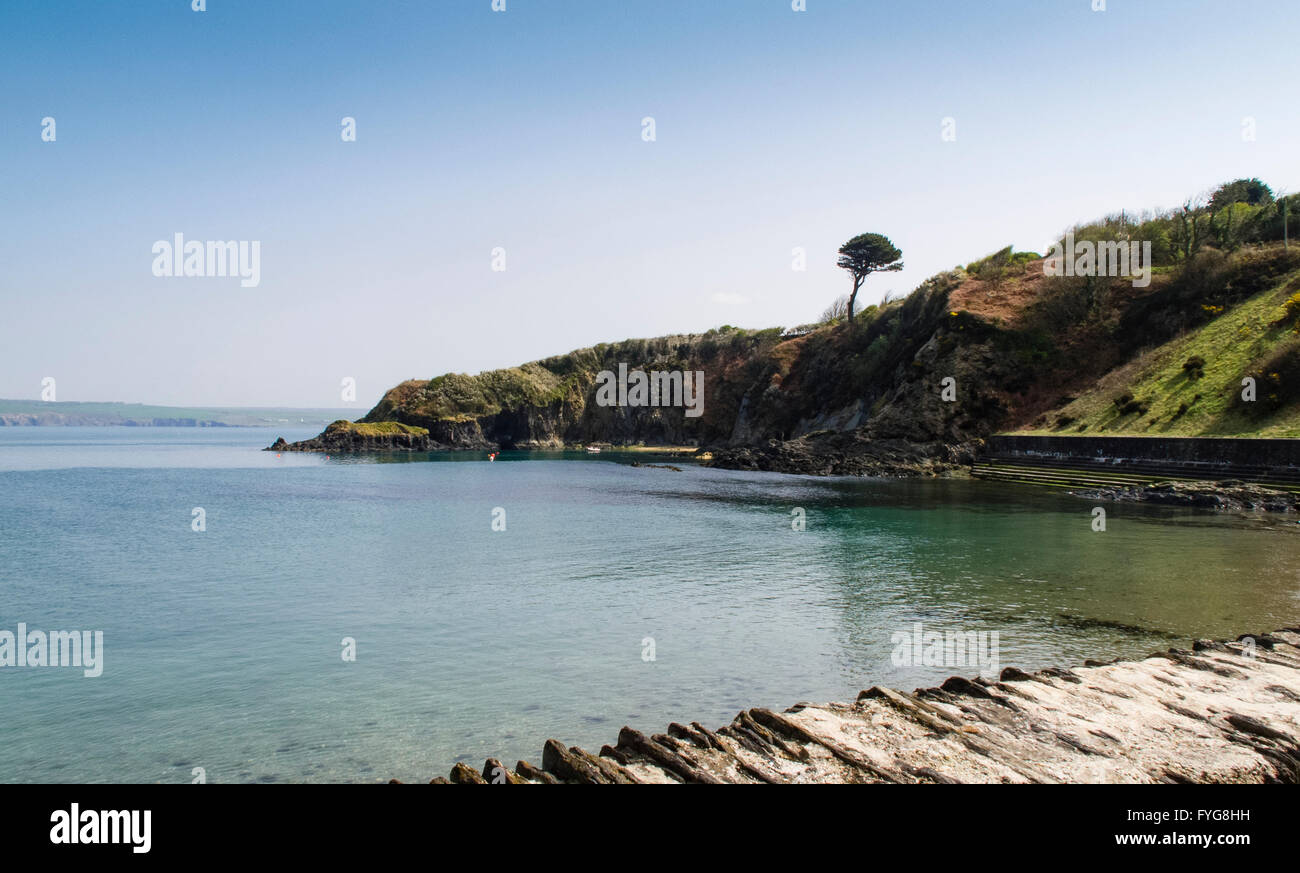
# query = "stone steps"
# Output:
<box><xmin>972</xmin><ymin>459</ymin><xmax>1300</xmax><ymax>492</ymax></box>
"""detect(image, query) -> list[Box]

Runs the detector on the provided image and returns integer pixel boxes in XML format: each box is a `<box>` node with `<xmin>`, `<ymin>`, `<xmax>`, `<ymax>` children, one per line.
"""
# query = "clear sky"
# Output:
<box><xmin>2</xmin><ymin>0</ymin><xmax>1297</xmax><ymax>408</ymax></box>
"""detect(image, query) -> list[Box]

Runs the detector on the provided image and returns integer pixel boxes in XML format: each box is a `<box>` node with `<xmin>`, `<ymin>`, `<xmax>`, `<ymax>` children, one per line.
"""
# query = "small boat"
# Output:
<box><xmin>586</xmin><ymin>446</ymin><xmax>601</xmax><ymax>454</ymax></box>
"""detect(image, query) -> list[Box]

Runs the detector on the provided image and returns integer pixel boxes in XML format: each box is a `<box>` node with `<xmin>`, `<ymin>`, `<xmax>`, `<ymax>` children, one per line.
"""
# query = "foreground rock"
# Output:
<box><xmin>704</xmin><ymin>432</ymin><xmax>977</xmax><ymax>477</ymax></box>
<box><xmin>400</xmin><ymin>628</ymin><xmax>1300</xmax><ymax>784</ymax></box>
<box><xmin>1073</xmin><ymin>480</ymin><xmax>1300</xmax><ymax>514</ymax></box>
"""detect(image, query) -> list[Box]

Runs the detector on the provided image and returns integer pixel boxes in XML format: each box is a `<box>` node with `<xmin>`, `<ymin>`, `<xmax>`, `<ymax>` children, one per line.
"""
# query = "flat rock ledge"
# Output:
<box><xmin>396</xmin><ymin>629</ymin><xmax>1300</xmax><ymax>784</ymax></box>
<box><xmin>1072</xmin><ymin>480</ymin><xmax>1300</xmax><ymax>514</ymax></box>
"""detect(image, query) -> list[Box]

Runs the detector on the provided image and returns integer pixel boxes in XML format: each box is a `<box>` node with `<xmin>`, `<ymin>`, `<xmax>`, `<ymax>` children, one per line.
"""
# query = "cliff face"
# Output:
<box><xmin>357</xmin><ymin>272</ymin><xmax>1005</xmax><ymax>447</ymax></box>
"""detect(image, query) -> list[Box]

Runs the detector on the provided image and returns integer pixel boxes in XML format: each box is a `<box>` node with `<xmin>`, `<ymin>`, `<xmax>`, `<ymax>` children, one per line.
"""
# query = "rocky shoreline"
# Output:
<box><xmin>1071</xmin><ymin>480</ymin><xmax>1300</xmax><ymax>514</ymax></box>
<box><xmin>397</xmin><ymin>628</ymin><xmax>1300</xmax><ymax>784</ymax></box>
<box><xmin>702</xmin><ymin>432</ymin><xmax>978</xmax><ymax>477</ymax></box>
<box><xmin>268</xmin><ymin>425</ymin><xmax>1300</xmax><ymax>519</ymax></box>
<box><xmin>266</xmin><ymin>419</ymin><xmax>980</xmax><ymax>478</ymax></box>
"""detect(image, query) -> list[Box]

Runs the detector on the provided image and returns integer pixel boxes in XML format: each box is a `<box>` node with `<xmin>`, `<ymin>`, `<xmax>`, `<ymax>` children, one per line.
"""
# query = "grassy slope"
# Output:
<box><xmin>324</xmin><ymin>420</ymin><xmax>429</xmax><ymax>437</ymax></box>
<box><xmin>1020</xmin><ymin>272</ymin><xmax>1300</xmax><ymax>437</ymax></box>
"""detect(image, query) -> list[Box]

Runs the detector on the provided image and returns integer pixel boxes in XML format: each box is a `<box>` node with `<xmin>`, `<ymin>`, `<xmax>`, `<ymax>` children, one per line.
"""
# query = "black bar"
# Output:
<box><xmin>1</xmin><ymin>785</ymin><xmax>1277</xmax><ymax>859</ymax></box>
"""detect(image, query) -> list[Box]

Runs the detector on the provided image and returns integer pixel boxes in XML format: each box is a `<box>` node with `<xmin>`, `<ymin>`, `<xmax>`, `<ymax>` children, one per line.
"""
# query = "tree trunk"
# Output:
<box><xmin>847</xmin><ymin>276</ymin><xmax>864</xmax><ymax>326</ymax></box>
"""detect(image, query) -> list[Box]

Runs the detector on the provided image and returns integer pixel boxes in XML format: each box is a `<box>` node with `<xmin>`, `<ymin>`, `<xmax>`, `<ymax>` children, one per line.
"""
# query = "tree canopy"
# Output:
<box><xmin>1209</xmin><ymin>178</ymin><xmax>1273</xmax><ymax>210</ymax></box>
<box><xmin>837</xmin><ymin>233</ymin><xmax>903</xmax><ymax>324</ymax></box>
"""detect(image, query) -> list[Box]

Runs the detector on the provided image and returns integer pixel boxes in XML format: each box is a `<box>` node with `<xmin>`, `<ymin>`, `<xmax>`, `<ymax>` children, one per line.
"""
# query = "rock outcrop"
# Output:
<box><xmin>267</xmin><ymin>420</ymin><xmax>433</xmax><ymax>453</ymax></box>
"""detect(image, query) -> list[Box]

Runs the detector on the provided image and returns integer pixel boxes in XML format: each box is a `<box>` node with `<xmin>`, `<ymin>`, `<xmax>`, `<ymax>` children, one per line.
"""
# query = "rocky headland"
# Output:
<box><xmin>268</xmin><ymin>420</ymin><xmax>433</xmax><ymax>453</ymax></box>
<box><xmin>269</xmin><ymin>228</ymin><xmax>1300</xmax><ymax>475</ymax></box>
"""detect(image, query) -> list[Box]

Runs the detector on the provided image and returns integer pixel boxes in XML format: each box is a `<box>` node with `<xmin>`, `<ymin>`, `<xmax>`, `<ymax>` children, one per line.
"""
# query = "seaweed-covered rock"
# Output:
<box><xmin>1072</xmin><ymin>480</ymin><xmax>1300</xmax><ymax>513</ymax></box>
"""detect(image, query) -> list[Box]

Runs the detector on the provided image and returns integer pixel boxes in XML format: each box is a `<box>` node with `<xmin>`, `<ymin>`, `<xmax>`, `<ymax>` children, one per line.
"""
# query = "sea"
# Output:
<box><xmin>1</xmin><ymin>427</ymin><xmax>1297</xmax><ymax>782</ymax></box>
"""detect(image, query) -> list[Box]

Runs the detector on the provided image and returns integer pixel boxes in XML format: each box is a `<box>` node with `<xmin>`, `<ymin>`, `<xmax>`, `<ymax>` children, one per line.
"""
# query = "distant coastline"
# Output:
<box><xmin>0</xmin><ymin>400</ymin><xmax>358</xmax><ymax>428</ymax></box>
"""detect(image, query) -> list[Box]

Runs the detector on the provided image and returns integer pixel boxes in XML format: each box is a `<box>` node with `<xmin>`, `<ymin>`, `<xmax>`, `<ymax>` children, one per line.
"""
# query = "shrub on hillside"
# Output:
<box><xmin>820</xmin><ymin>296</ymin><xmax>851</xmax><ymax>324</ymax></box>
<box><xmin>1283</xmin><ymin>291</ymin><xmax>1300</xmax><ymax>328</ymax></box>
<box><xmin>1112</xmin><ymin>393</ymin><xmax>1149</xmax><ymax>416</ymax></box>
<box><xmin>1244</xmin><ymin>342</ymin><xmax>1300</xmax><ymax>413</ymax></box>
<box><xmin>1049</xmin><ymin>179</ymin><xmax>1291</xmax><ymax>273</ymax></box>
<box><xmin>965</xmin><ymin>246</ymin><xmax>1040</xmax><ymax>285</ymax></box>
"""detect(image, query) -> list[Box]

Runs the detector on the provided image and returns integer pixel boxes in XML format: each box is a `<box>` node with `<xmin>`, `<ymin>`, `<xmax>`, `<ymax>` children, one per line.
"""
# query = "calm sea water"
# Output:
<box><xmin>1</xmin><ymin>427</ymin><xmax>1298</xmax><ymax>783</ymax></box>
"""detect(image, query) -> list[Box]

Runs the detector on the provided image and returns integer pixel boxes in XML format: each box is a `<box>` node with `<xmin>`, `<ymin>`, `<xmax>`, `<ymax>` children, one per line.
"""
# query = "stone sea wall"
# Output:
<box><xmin>987</xmin><ymin>435</ymin><xmax>1300</xmax><ymax>471</ymax></box>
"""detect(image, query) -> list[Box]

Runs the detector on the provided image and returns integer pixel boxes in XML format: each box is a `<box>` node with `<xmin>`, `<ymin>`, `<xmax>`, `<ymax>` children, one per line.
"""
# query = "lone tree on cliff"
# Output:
<box><xmin>837</xmin><ymin>233</ymin><xmax>903</xmax><ymax>326</ymax></box>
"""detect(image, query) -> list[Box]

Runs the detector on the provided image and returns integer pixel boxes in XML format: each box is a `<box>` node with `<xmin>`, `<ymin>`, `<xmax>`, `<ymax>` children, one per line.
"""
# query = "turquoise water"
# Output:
<box><xmin>1</xmin><ymin>427</ymin><xmax>1298</xmax><ymax>783</ymax></box>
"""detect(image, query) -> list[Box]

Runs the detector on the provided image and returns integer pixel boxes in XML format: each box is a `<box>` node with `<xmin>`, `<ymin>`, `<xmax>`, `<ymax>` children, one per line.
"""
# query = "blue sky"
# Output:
<box><xmin>2</xmin><ymin>0</ymin><xmax>1297</xmax><ymax>407</ymax></box>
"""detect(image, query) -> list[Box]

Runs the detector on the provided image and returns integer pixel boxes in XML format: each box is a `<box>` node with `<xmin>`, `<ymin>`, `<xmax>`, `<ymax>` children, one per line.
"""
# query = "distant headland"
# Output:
<box><xmin>0</xmin><ymin>400</ymin><xmax>357</xmax><ymax>428</ymax></box>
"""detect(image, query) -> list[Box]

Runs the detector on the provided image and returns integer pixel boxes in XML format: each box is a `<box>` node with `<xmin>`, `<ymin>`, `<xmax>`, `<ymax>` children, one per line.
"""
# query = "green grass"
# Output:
<box><xmin>325</xmin><ymin>420</ymin><xmax>429</xmax><ymax>437</ymax></box>
<box><xmin>419</xmin><ymin>363</ymin><xmax>574</xmax><ymax>419</ymax></box>
<box><xmin>1023</xmin><ymin>269</ymin><xmax>1300</xmax><ymax>438</ymax></box>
